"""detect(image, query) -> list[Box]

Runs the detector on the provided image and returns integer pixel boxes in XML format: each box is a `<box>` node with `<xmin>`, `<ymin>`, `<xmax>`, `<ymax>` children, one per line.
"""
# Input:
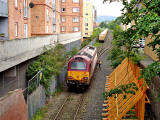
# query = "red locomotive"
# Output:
<box><xmin>67</xmin><ymin>45</ymin><xmax>98</xmax><ymax>89</ymax></box>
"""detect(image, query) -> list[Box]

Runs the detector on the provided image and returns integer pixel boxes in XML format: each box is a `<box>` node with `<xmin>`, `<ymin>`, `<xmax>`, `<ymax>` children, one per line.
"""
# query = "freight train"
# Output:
<box><xmin>67</xmin><ymin>45</ymin><xmax>98</xmax><ymax>89</ymax></box>
<box><xmin>99</xmin><ymin>28</ymin><xmax>108</xmax><ymax>42</ymax></box>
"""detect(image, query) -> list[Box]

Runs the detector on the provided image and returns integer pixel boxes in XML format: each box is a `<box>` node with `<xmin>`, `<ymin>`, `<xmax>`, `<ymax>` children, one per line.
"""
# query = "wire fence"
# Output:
<box><xmin>26</xmin><ymin>71</ymin><xmax>46</xmax><ymax>119</ymax></box>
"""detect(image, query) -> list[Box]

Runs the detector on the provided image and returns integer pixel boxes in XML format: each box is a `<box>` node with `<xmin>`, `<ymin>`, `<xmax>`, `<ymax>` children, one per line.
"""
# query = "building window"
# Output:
<box><xmin>15</xmin><ymin>23</ymin><xmax>18</xmax><ymax>37</ymax></box>
<box><xmin>24</xmin><ymin>24</ymin><xmax>28</xmax><ymax>38</ymax></box>
<box><xmin>73</xmin><ymin>27</ymin><xmax>79</xmax><ymax>32</ymax></box>
<box><xmin>24</xmin><ymin>0</ymin><xmax>28</xmax><ymax>18</ymax></box>
<box><xmin>73</xmin><ymin>8</ymin><xmax>79</xmax><ymax>12</ymax></box>
<box><xmin>61</xmin><ymin>17</ymin><xmax>65</xmax><ymax>22</ymax></box>
<box><xmin>85</xmin><ymin>18</ymin><xmax>88</xmax><ymax>22</ymax></box>
<box><xmin>85</xmin><ymin>23</ymin><xmax>88</xmax><ymax>26</ymax></box>
<box><xmin>15</xmin><ymin>0</ymin><xmax>18</xmax><ymax>8</ymax></box>
<box><xmin>85</xmin><ymin>33</ymin><xmax>88</xmax><ymax>35</ymax></box>
<box><xmin>62</xmin><ymin>8</ymin><xmax>66</xmax><ymax>12</ymax></box>
<box><xmin>46</xmin><ymin>8</ymin><xmax>50</xmax><ymax>22</ymax></box>
<box><xmin>85</xmin><ymin>13</ymin><xmax>88</xmax><ymax>16</ymax></box>
<box><xmin>46</xmin><ymin>0</ymin><xmax>50</xmax><ymax>5</ymax></box>
<box><xmin>46</xmin><ymin>26</ymin><xmax>49</xmax><ymax>33</ymax></box>
<box><xmin>61</xmin><ymin>26</ymin><xmax>65</xmax><ymax>31</ymax></box>
<box><xmin>62</xmin><ymin>0</ymin><xmax>65</xmax><ymax>2</ymax></box>
<box><xmin>73</xmin><ymin>17</ymin><xmax>79</xmax><ymax>22</ymax></box>
<box><xmin>53</xmin><ymin>25</ymin><xmax>56</xmax><ymax>32</ymax></box>
<box><xmin>73</xmin><ymin>0</ymin><xmax>79</xmax><ymax>3</ymax></box>
<box><xmin>85</xmin><ymin>28</ymin><xmax>88</xmax><ymax>30</ymax></box>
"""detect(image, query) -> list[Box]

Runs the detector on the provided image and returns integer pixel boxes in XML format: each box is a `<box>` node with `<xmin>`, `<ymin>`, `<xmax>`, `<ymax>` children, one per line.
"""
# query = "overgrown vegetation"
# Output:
<box><xmin>26</xmin><ymin>44</ymin><xmax>78</xmax><ymax>96</ymax></box>
<box><xmin>81</xmin><ymin>28</ymin><xmax>102</xmax><ymax>48</ymax></box>
<box><xmin>31</xmin><ymin>106</ymin><xmax>49</xmax><ymax>120</ymax></box>
<box><xmin>103</xmin><ymin>82</ymin><xmax>139</xmax><ymax>99</ymax></box>
<box><xmin>93</xmin><ymin>40</ymin><xmax>102</xmax><ymax>48</ymax></box>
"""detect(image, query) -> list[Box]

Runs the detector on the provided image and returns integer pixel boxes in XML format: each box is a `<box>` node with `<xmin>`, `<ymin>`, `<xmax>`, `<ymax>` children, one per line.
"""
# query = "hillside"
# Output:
<box><xmin>97</xmin><ymin>16</ymin><xmax>116</xmax><ymax>23</ymax></box>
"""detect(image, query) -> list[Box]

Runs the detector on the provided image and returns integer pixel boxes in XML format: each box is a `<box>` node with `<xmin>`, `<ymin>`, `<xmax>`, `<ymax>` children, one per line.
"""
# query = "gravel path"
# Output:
<box><xmin>43</xmin><ymin>31</ymin><xmax>113</xmax><ymax>120</ymax></box>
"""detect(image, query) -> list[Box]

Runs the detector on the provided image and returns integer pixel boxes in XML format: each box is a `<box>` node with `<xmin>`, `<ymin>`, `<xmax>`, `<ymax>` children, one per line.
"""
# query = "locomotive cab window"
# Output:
<box><xmin>71</xmin><ymin>62</ymin><xmax>86</xmax><ymax>70</ymax></box>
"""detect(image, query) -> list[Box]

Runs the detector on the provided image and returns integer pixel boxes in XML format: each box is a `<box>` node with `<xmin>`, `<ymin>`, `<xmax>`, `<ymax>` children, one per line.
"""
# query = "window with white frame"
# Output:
<box><xmin>24</xmin><ymin>24</ymin><xmax>28</xmax><ymax>38</ymax></box>
<box><xmin>62</xmin><ymin>8</ymin><xmax>66</xmax><ymax>12</ymax></box>
<box><xmin>73</xmin><ymin>0</ymin><xmax>79</xmax><ymax>3</ymax></box>
<box><xmin>73</xmin><ymin>17</ymin><xmax>79</xmax><ymax>22</ymax></box>
<box><xmin>46</xmin><ymin>8</ymin><xmax>50</xmax><ymax>22</ymax></box>
<box><xmin>53</xmin><ymin>25</ymin><xmax>56</xmax><ymax>32</ymax></box>
<box><xmin>61</xmin><ymin>26</ymin><xmax>65</xmax><ymax>31</ymax></box>
<box><xmin>73</xmin><ymin>27</ymin><xmax>79</xmax><ymax>32</ymax></box>
<box><xmin>15</xmin><ymin>23</ymin><xmax>18</xmax><ymax>37</ymax></box>
<box><xmin>61</xmin><ymin>17</ymin><xmax>65</xmax><ymax>22</ymax></box>
<box><xmin>85</xmin><ymin>23</ymin><xmax>88</xmax><ymax>26</ymax></box>
<box><xmin>85</xmin><ymin>28</ymin><xmax>88</xmax><ymax>30</ymax></box>
<box><xmin>15</xmin><ymin>0</ymin><xmax>18</xmax><ymax>7</ymax></box>
<box><xmin>61</xmin><ymin>0</ymin><xmax>65</xmax><ymax>2</ymax></box>
<box><xmin>85</xmin><ymin>18</ymin><xmax>88</xmax><ymax>22</ymax></box>
<box><xmin>46</xmin><ymin>26</ymin><xmax>49</xmax><ymax>33</ymax></box>
<box><xmin>24</xmin><ymin>0</ymin><xmax>28</xmax><ymax>18</ymax></box>
<box><xmin>46</xmin><ymin>0</ymin><xmax>50</xmax><ymax>5</ymax></box>
<box><xmin>73</xmin><ymin>8</ymin><xmax>79</xmax><ymax>12</ymax></box>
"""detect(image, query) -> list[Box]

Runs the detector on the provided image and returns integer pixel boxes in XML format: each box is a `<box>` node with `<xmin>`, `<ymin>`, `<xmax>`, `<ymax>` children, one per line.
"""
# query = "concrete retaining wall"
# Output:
<box><xmin>0</xmin><ymin>32</ymin><xmax>81</xmax><ymax>72</ymax></box>
<box><xmin>0</xmin><ymin>89</ymin><xmax>27</xmax><ymax>120</ymax></box>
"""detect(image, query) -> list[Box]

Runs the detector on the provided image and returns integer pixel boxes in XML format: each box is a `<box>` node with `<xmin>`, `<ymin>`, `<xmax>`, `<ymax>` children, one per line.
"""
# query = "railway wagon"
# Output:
<box><xmin>99</xmin><ymin>28</ymin><xmax>108</xmax><ymax>42</ymax></box>
<box><xmin>67</xmin><ymin>45</ymin><xmax>98</xmax><ymax>89</ymax></box>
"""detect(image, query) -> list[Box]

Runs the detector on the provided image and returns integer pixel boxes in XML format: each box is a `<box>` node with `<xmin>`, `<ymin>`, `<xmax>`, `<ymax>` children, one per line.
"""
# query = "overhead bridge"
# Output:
<box><xmin>102</xmin><ymin>58</ymin><xmax>149</xmax><ymax>120</ymax></box>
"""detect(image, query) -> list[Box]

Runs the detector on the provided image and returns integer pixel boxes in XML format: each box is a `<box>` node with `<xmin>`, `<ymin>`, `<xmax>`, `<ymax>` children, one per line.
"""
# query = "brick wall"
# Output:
<box><xmin>60</xmin><ymin>0</ymin><xmax>83</xmax><ymax>34</ymax></box>
<box><xmin>8</xmin><ymin>0</ymin><xmax>31</xmax><ymax>40</ymax></box>
<box><xmin>31</xmin><ymin>0</ymin><xmax>54</xmax><ymax>36</ymax></box>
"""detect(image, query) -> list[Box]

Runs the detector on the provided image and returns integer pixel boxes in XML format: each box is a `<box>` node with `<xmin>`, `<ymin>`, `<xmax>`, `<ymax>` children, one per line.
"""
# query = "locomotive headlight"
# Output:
<box><xmin>68</xmin><ymin>76</ymin><xmax>73</xmax><ymax>79</ymax></box>
<box><xmin>83</xmin><ymin>77</ymin><xmax>88</xmax><ymax>80</ymax></box>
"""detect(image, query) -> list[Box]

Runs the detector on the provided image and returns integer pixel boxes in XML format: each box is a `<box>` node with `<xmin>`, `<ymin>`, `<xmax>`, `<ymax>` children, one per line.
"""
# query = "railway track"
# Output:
<box><xmin>49</xmin><ymin>93</ymin><xmax>84</xmax><ymax>120</ymax></box>
<box><xmin>47</xmin><ymin>31</ymin><xmax>112</xmax><ymax>120</ymax></box>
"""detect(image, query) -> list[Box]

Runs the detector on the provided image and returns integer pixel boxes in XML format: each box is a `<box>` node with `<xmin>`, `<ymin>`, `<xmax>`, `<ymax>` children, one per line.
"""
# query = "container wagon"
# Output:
<box><xmin>99</xmin><ymin>29</ymin><xmax>108</xmax><ymax>42</ymax></box>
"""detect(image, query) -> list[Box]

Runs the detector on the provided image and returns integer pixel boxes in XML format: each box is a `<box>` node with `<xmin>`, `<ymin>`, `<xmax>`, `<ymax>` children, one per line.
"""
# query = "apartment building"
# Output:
<box><xmin>0</xmin><ymin>0</ymin><xmax>31</xmax><ymax>40</ymax></box>
<box><xmin>60</xmin><ymin>0</ymin><xmax>83</xmax><ymax>33</ymax></box>
<box><xmin>93</xmin><ymin>6</ymin><xmax>97</xmax><ymax>28</ymax></box>
<box><xmin>82</xmin><ymin>0</ymin><xmax>93</xmax><ymax>38</ymax></box>
<box><xmin>31</xmin><ymin>0</ymin><xmax>52</xmax><ymax>36</ymax></box>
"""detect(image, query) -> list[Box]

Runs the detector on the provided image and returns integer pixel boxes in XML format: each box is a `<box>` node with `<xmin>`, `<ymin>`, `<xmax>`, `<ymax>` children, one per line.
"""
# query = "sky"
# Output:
<box><xmin>93</xmin><ymin>0</ymin><xmax>124</xmax><ymax>17</ymax></box>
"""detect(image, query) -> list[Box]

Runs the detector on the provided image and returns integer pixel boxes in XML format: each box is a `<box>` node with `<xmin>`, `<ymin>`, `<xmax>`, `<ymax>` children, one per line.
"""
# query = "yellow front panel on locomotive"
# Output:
<box><xmin>68</xmin><ymin>71</ymin><xmax>89</xmax><ymax>81</ymax></box>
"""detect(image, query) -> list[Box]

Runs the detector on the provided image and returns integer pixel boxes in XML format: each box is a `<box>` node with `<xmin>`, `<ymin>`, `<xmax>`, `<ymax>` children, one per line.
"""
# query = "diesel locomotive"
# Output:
<box><xmin>67</xmin><ymin>45</ymin><xmax>98</xmax><ymax>89</ymax></box>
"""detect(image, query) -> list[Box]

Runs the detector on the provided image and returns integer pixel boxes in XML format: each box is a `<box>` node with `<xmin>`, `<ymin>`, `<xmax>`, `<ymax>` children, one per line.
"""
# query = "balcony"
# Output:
<box><xmin>0</xmin><ymin>0</ymin><xmax>8</xmax><ymax>17</ymax></box>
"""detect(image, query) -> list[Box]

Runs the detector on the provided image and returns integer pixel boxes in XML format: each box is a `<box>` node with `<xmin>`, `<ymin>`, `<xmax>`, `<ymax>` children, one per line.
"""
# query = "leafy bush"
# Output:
<box><xmin>26</xmin><ymin>44</ymin><xmax>78</xmax><ymax>95</ymax></box>
<box><xmin>108</xmin><ymin>47</ymin><xmax>125</xmax><ymax>68</ymax></box>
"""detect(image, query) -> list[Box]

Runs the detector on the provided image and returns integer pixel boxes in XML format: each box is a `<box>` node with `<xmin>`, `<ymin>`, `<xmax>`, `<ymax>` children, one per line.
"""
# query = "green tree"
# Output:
<box><xmin>103</xmin><ymin>0</ymin><xmax>160</xmax><ymax>97</ymax></box>
<box><xmin>99</xmin><ymin>21</ymin><xmax>108</xmax><ymax>28</ymax></box>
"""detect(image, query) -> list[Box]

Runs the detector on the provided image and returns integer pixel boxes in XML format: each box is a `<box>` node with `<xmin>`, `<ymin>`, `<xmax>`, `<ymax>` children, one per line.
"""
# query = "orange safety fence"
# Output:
<box><xmin>102</xmin><ymin>58</ymin><xmax>147</xmax><ymax>120</ymax></box>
